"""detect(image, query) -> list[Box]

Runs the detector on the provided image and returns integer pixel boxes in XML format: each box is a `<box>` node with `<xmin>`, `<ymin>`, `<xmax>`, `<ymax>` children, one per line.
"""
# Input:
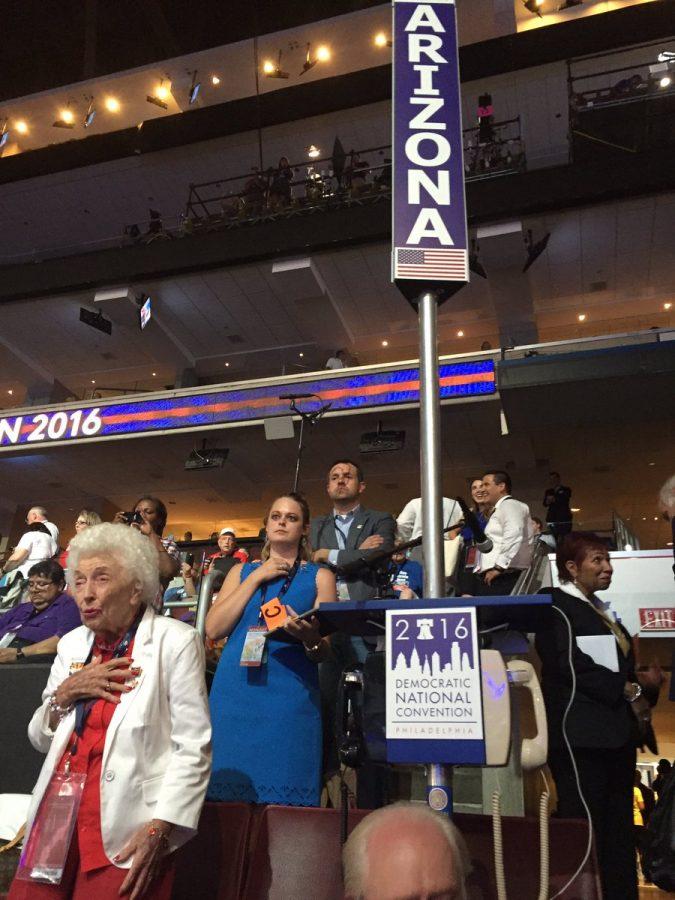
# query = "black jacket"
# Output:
<box><xmin>535</xmin><ymin>586</ymin><xmax>641</xmax><ymax>751</ymax></box>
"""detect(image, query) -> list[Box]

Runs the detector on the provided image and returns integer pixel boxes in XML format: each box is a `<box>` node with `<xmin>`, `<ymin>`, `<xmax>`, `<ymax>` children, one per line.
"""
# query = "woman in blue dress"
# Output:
<box><xmin>206</xmin><ymin>492</ymin><xmax>336</xmax><ymax>806</ymax></box>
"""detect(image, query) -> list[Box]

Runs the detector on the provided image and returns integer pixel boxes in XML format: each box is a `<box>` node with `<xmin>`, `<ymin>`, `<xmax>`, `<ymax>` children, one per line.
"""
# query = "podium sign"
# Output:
<box><xmin>392</xmin><ymin>0</ymin><xmax>469</xmax><ymax>302</ymax></box>
<box><xmin>385</xmin><ymin>607</ymin><xmax>485</xmax><ymax>764</ymax></box>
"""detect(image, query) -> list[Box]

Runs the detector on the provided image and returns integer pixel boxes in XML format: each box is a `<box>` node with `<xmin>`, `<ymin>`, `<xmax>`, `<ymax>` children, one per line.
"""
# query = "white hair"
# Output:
<box><xmin>66</xmin><ymin>522</ymin><xmax>159</xmax><ymax>606</ymax></box>
<box><xmin>658</xmin><ymin>475</ymin><xmax>675</xmax><ymax>517</ymax></box>
<box><xmin>342</xmin><ymin>801</ymin><xmax>471</xmax><ymax>900</ymax></box>
<box><xmin>28</xmin><ymin>506</ymin><xmax>48</xmax><ymax>519</ymax></box>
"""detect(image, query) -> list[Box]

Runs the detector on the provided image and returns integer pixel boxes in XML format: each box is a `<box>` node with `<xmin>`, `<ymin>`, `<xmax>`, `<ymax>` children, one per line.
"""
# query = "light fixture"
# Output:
<box><xmin>104</xmin><ymin>96</ymin><xmax>120</xmax><ymax>113</ymax></box>
<box><xmin>307</xmin><ymin>144</ymin><xmax>320</xmax><ymax>158</ymax></box>
<box><xmin>457</xmin><ymin>330</ymin><xmax>464</xmax><ymax>337</ymax></box>
<box><xmin>659</xmin><ymin>75</ymin><xmax>672</xmax><ymax>89</ymax></box>
<box><xmin>300</xmin><ymin>43</ymin><xmax>331</xmax><ymax>76</ymax></box>
<box><xmin>263</xmin><ymin>51</ymin><xmax>289</xmax><ymax>79</ymax></box>
<box><xmin>15</xmin><ymin>119</ymin><xmax>28</xmax><ymax>135</ymax></box>
<box><xmin>147</xmin><ymin>80</ymin><xmax>169</xmax><ymax>109</ymax></box>
<box><xmin>53</xmin><ymin>106</ymin><xmax>76</xmax><ymax>129</ymax></box>
<box><xmin>188</xmin><ymin>71</ymin><xmax>201</xmax><ymax>105</ymax></box>
<box><xmin>211</xmin><ymin>75</ymin><xmax>220</xmax><ymax>85</ymax></box>
<box><xmin>523</xmin><ymin>0</ymin><xmax>544</xmax><ymax>15</ymax></box>
<box><xmin>83</xmin><ymin>99</ymin><xmax>96</xmax><ymax>128</ymax></box>
<box><xmin>658</xmin><ymin>51</ymin><xmax>675</xmax><ymax>63</ymax></box>
<box><xmin>654</xmin><ymin>516</ymin><xmax>659</xmax><ymax>521</ymax></box>
<box><xmin>225</xmin><ymin>362</ymin><xmax>230</xmax><ymax>367</ymax></box>
<box><xmin>571</xmin><ymin>507</ymin><xmax>581</xmax><ymax>513</ymax></box>
<box><xmin>578</xmin><ymin>313</ymin><xmax>586</xmax><ymax>322</ymax></box>
<box><xmin>664</xmin><ymin>302</ymin><xmax>673</xmax><ymax>310</ymax></box>
<box><xmin>299</xmin><ymin>352</ymin><xmax>304</xmax><ymax>358</ymax></box>
<box><xmin>152</xmin><ymin>372</ymin><xmax>157</xmax><ymax>377</ymax></box>
<box><xmin>316</xmin><ymin>45</ymin><xmax>331</xmax><ymax>62</ymax></box>
<box><xmin>374</xmin><ymin>32</ymin><xmax>392</xmax><ymax>48</ymax></box>
<box><xmin>7</xmin><ymin>389</ymin><xmax>13</xmax><ymax>395</ymax></box>
<box><xmin>381</xmin><ymin>340</ymin><xmax>389</xmax><ymax>347</ymax></box>
<box><xmin>91</xmin><ymin>379</ymin><xmax>96</xmax><ymax>384</ymax></box>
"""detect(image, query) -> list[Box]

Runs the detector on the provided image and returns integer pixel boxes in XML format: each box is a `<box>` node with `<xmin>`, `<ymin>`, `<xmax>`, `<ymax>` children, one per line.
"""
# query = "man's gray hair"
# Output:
<box><xmin>658</xmin><ymin>474</ymin><xmax>675</xmax><ymax>517</ymax></box>
<box><xmin>342</xmin><ymin>801</ymin><xmax>471</xmax><ymax>899</ymax></box>
<box><xmin>66</xmin><ymin>523</ymin><xmax>159</xmax><ymax>606</ymax></box>
<box><xmin>28</xmin><ymin>506</ymin><xmax>48</xmax><ymax>519</ymax></box>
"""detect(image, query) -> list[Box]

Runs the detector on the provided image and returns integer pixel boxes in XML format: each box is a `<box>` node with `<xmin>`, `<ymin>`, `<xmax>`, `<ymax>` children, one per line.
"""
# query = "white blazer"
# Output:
<box><xmin>26</xmin><ymin>605</ymin><xmax>212</xmax><ymax>868</ymax></box>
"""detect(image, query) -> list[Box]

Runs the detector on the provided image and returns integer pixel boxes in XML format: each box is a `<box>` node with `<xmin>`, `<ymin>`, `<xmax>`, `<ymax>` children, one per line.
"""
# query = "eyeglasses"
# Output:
<box><xmin>28</xmin><ymin>580</ymin><xmax>56</xmax><ymax>591</ymax></box>
<box><xmin>75</xmin><ymin>519</ymin><xmax>87</xmax><ymax>526</ymax></box>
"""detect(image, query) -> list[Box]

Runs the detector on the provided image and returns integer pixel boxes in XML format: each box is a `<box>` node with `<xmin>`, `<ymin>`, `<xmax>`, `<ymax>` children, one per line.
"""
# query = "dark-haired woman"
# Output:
<box><xmin>206</xmin><ymin>493</ymin><xmax>336</xmax><ymax>806</ymax></box>
<box><xmin>535</xmin><ymin>532</ymin><xmax>662</xmax><ymax>900</ymax></box>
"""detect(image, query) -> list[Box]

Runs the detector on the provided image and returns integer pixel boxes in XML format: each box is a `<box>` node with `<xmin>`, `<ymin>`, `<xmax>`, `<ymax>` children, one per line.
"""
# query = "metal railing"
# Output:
<box><xmin>463</xmin><ymin>116</ymin><xmax>526</xmax><ymax>182</ymax></box>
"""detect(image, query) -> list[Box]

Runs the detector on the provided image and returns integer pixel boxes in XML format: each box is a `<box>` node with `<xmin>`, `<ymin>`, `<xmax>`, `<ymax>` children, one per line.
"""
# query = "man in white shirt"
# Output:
<box><xmin>396</xmin><ymin>496</ymin><xmax>463</xmax><ymax>543</ymax></box>
<box><xmin>1</xmin><ymin>506</ymin><xmax>60</xmax><ymax>580</ymax></box>
<box><xmin>472</xmin><ymin>470</ymin><xmax>533</xmax><ymax>596</ymax></box>
<box><xmin>325</xmin><ymin>349</ymin><xmax>348</xmax><ymax>370</ymax></box>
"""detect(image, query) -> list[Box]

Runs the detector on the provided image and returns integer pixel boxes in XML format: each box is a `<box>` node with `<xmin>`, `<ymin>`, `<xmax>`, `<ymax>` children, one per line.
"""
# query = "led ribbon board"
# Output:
<box><xmin>0</xmin><ymin>360</ymin><xmax>495</xmax><ymax>452</ymax></box>
<box><xmin>392</xmin><ymin>0</ymin><xmax>468</xmax><ymax>301</ymax></box>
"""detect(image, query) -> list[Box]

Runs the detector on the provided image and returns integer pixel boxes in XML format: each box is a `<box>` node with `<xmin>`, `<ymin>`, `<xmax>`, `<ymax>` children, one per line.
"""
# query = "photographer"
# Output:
<box><xmin>113</xmin><ymin>496</ymin><xmax>180</xmax><ymax>587</ymax></box>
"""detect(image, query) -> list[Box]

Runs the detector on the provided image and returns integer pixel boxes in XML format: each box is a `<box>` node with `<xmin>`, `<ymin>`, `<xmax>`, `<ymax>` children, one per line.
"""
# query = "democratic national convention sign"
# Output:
<box><xmin>392</xmin><ymin>0</ymin><xmax>469</xmax><ymax>298</ymax></box>
<box><xmin>385</xmin><ymin>607</ymin><xmax>485</xmax><ymax>764</ymax></box>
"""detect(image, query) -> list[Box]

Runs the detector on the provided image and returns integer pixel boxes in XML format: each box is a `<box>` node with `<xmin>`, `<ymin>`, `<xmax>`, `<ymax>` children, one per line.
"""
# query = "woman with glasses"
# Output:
<box><xmin>59</xmin><ymin>510</ymin><xmax>102</xmax><ymax>570</ymax></box>
<box><xmin>0</xmin><ymin>560</ymin><xmax>80</xmax><ymax>663</ymax></box>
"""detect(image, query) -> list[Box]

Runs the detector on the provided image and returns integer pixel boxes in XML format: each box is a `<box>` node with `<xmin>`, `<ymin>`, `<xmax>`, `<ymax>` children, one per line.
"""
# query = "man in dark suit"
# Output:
<box><xmin>311</xmin><ymin>459</ymin><xmax>395</xmax><ymax>808</ymax></box>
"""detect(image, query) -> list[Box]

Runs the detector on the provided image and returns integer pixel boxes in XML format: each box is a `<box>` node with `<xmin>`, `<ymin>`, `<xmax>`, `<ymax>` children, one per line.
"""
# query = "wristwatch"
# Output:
<box><xmin>627</xmin><ymin>682</ymin><xmax>642</xmax><ymax>703</ymax></box>
<box><xmin>15</xmin><ymin>647</ymin><xmax>25</xmax><ymax>660</ymax></box>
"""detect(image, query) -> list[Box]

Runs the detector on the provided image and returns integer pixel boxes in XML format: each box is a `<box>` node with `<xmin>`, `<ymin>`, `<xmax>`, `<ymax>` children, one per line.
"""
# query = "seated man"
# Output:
<box><xmin>0</xmin><ymin>560</ymin><xmax>80</xmax><ymax>663</ymax></box>
<box><xmin>343</xmin><ymin>801</ymin><xmax>471</xmax><ymax>900</ymax></box>
<box><xmin>205</xmin><ymin>526</ymin><xmax>249</xmax><ymax>577</ymax></box>
<box><xmin>389</xmin><ymin>546</ymin><xmax>424</xmax><ymax>598</ymax></box>
<box><xmin>0</xmin><ymin>507</ymin><xmax>59</xmax><ymax>581</ymax></box>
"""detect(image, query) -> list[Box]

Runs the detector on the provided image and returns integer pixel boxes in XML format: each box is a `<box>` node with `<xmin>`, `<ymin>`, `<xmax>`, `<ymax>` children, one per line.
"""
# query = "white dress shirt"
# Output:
<box><xmin>396</xmin><ymin>497</ymin><xmax>462</xmax><ymax>543</ymax></box>
<box><xmin>475</xmin><ymin>494</ymin><xmax>533</xmax><ymax>573</ymax></box>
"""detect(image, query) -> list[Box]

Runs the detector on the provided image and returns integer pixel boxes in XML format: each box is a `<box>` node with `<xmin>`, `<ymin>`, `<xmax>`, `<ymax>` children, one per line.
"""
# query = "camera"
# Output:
<box><xmin>122</xmin><ymin>511</ymin><xmax>144</xmax><ymax>526</ymax></box>
<box><xmin>185</xmin><ymin>552</ymin><xmax>195</xmax><ymax>566</ymax></box>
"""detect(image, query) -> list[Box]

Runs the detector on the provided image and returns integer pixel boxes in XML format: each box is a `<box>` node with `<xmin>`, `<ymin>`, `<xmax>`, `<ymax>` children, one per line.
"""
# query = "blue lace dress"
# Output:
<box><xmin>208</xmin><ymin>561</ymin><xmax>322</xmax><ymax>806</ymax></box>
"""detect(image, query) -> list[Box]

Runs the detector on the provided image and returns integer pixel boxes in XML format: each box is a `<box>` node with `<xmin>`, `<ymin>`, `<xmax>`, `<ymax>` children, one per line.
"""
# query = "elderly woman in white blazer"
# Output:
<box><xmin>9</xmin><ymin>523</ymin><xmax>211</xmax><ymax>900</ymax></box>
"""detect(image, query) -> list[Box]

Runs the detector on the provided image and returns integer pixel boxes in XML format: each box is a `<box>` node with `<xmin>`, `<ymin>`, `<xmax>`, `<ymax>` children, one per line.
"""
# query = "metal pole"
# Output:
<box><xmin>292</xmin><ymin>415</ymin><xmax>306</xmax><ymax>493</ymax></box>
<box><xmin>195</xmin><ymin>571</ymin><xmax>217</xmax><ymax>642</ymax></box>
<box><xmin>418</xmin><ymin>290</ymin><xmax>453</xmax><ymax>815</ymax></box>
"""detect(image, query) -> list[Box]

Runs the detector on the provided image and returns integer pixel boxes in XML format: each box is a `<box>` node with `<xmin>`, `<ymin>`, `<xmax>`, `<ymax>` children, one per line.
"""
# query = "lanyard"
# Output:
<box><xmin>259</xmin><ymin>557</ymin><xmax>301</xmax><ymax>609</ymax></box>
<box><xmin>72</xmin><ymin>611</ymin><xmax>142</xmax><ymax>741</ymax></box>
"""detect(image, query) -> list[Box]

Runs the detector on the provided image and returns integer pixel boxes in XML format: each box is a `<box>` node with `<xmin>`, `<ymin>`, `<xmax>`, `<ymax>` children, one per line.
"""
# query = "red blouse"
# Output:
<box><xmin>56</xmin><ymin>637</ymin><xmax>135</xmax><ymax>872</ymax></box>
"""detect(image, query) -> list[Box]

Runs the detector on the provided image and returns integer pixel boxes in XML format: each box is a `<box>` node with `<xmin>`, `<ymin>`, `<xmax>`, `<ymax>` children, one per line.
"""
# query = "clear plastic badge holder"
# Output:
<box><xmin>16</xmin><ymin>770</ymin><xmax>86</xmax><ymax>885</ymax></box>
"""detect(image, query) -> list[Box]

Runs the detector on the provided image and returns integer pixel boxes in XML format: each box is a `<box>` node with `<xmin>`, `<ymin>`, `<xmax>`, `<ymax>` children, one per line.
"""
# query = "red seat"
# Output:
<box><xmin>172</xmin><ymin>802</ymin><xmax>253</xmax><ymax>900</ymax></box>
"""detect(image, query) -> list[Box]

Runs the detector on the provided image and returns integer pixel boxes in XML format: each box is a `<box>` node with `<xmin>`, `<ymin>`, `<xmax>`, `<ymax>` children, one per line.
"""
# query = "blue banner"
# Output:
<box><xmin>392</xmin><ymin>0</ymin><xmax>468</xmax><ymax>295</ymax></box>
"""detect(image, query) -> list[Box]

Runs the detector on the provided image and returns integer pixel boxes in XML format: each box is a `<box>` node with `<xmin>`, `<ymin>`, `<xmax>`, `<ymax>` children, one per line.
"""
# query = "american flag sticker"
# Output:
<box><xmin>394</xmin><ymin>247</ymin><xmax>468</xmax><ymax>282</ymax></box>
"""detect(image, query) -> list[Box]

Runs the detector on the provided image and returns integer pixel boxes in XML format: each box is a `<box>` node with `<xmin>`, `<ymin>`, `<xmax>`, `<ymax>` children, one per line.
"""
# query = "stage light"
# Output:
<box><xmin>578</xmin><ymin>313</ymin><xmax>586</xmax><ymax>322</ymax></box>
<box><xmin>211</xmin><ymin>75</ymin><xmax>220</xmax><ymax>85</ymax></box>
<box><xmin>104</xmin><ymin>96</ymin><xmax>120</xmax><ymax>112</ymax></box>
<box><xmin>307</xmin><ymin>144</ymin><xmax>320</xmax><ymax>158</ymax></box>
<box><xmin>83</xmin><ymin>101</ymin><xmax>96</xmax><ymax>128</ymax></box>
<box><xmin>188</xmin><ymin>72</ymin><xmax>201</xmax><ymax>105</ymax></box>
<box><xmin>147</xmin><ymin>80</ymin><xmax>169</xmax><ymax>109</ymax></box>
<box><xmin>264</xmin><ymin>51</ymin><xmax>289</xmax><ymax>79</ymax></box>
<box><xmin>316</xmin><ymin>45</ymin><xmax>331</xmax><ymax>62</ymax></box>
<box><xmin>457</xmin><ymin>330</ymin><xmax>464</xmax><ymax>337</ymax></box>
<box><xmin>523</xmin><ymin>0</ymin><xmax>544</xmax><ymax>15</ymax></box>
<box><xmin>664</xmin><ymin>302</ymin><xmax>673</xmax><ymax>310</ymax></box>
<box><xmin>374</xmin><ymin>32</ymin><xmax>392</xmax><ymax>48</ymax></box>
<box><xmin>15</xmin><ymin>120</ymin><xmax>28</xmax><ymax>135</ymax></box>
<box><xmin>659</xmin><ymin>75</ymin><xmax>672</xmax><ymax>89</ymax></box>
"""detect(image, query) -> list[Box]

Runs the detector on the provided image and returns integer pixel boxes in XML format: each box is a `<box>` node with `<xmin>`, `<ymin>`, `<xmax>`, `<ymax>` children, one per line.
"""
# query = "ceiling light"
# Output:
<box><xmin>658</xmin><ymin>51</ymin><xmax>675</xmax><ymax>63</ymax></box>
<box><xmin>211</xmin><ymin>75</ymin><xmax>220</xmax><ymax>85</ymax></box>
<box><xmin>54</xmin><ymin>107</ymin><xmax>75</xmax><ymax>128</ymax></box>
<box><xmin>91</xmin><ymin>379</ymin><xmax>96</xmax><ymax>384</ymax></box>
<box><xmin>7</xmin><ymin>389</ymin><xmax>13</xmax><ymax>395</ymax></box>
<box><xmin>659</xmin><ymin>75</ymin><xmax>672</xmax><ymax>89</ymax></box>
<box><xmin>299</xmin><ymin>352</ymin><xmax>304</xmax><ymax>358</ymax></box>
<box><xmin>307</xmin><ymin>144</ymin><xmax>320</xmax><ymax>158</ymax></box>
<box><xmin>457</xmin><ymin>330</ymin><xmax>464</xmax><ymax>337</ymax></box>
<box><xmin>578</xmin><ymin>313</ymin><xmax>586</xmax><ymax>322</ymax></box>
<box><xmin>648</xmin><ymin>461</ymin><xmax>656</xmax><ymax>466</ymax></box>
<box><xmin>571</xmin><ymin>507</ymin><xmax>581</xmax><ymax>513</ymax></box>
<box><xmin>523</xmin><ymin>0</ymin><xmax>544</xmax><ymax>15</ymax></box>
<box><xmin>104</xmin><ymin>96</ymin><xmax>120</xmax><ymax>113</ymax></box>
<box><xmin>642</xmin><ymin>517</ymin><xmax>647</xmax><ymax>521</ymax></box>
<box><xmin>654</xmin><ymin>516</ymin><xmax>659</xmax><ymax>521</ymax></box>
<box><xmin>264</xmin><ymin>52</ymin><xmax>289</xmax><ymax>79</ymax></box>
<box><xmin>374</xmin><ymin>32</ymin><xmax>392</xmax><ymax>48</ymax></box>
<box><xmin>15</xmin><ymin>120</ymin><xmax>28</xmax><ymax>135</ymax></box>
<box><xmin>152</xmin><ymin>372</ymin><xmax>157</xmax><ymax>376</ymax></box>
<box><xmin>664</xmin><ymin>302</ymin><xmax>672</xmax><ymax>310</ymax></box>
<box><xmin>225</xmin><ymin>362</ymin><xmax>230</xmax><ymax>367</ymax></box>
<box><xmin>316</xmin><ymin>45</ymin><xmax>331</xmax><ymax>62</ymax></box>
<box><xmin>382</xmin><ymin>340</ymin><xmax>389</xmax><ymax>347</ymax></box>
<box><xmin>147</xmin><ymin>81</ymin><xmax>169</xmax><ymax>109</ymax></box>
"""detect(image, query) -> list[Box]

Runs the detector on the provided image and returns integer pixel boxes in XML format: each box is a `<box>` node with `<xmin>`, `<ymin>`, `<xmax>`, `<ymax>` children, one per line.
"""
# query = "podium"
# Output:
<box><xmin>284</xmin><ymin>595</ymin><xmax>552</xmax><ymax>815</ymax></box>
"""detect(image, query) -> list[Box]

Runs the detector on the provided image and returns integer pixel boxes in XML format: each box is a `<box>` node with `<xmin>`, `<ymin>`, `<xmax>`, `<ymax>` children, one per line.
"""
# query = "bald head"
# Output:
<box><xmin>27</xmin><ymin>506</ymin><xmax>48</xmax><ymax>524</ymax></box>
<box><xmin>343</xmin><ymin>803</ymin><xmax>469</xmax><ymax>900</ymax></box>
